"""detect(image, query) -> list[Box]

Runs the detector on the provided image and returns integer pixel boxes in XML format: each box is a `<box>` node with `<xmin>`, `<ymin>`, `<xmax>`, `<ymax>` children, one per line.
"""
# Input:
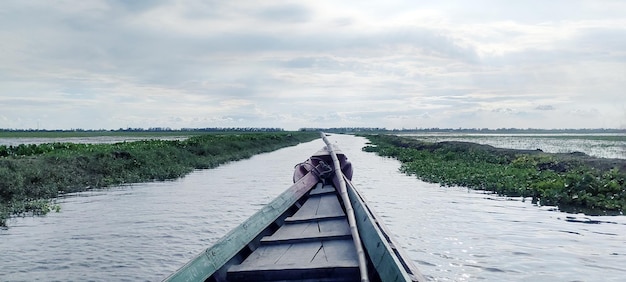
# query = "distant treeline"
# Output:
<box><xmin>300</xmin><ymin>127</ymin><xmax>626</xmax><ymax>134</ymax></box>
<box><xmin>0</xmin><ymin>127</ymin><xmax>285</xmax><ymax>133</ymax></box>
<box><xmin>299</xmin><ymin>127</ymin><xmax>387</xmax><ymax>133</ymax></box>
<box><xmin>1</xmin><ymin>127</ymin><xmax>624</xmax><ymax>134</ymax></box>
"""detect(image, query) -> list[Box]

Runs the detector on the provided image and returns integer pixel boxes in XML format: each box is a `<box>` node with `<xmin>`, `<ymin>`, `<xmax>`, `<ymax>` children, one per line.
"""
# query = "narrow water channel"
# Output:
<box><xmin>1</xmin><ymin>135</ymin><xmax>625</xmax><ymax>281</ymax></box>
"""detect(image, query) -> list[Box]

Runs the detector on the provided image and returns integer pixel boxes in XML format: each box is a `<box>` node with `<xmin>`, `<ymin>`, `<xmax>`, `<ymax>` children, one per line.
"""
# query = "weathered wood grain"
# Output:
<box><xmin>228</xmin><ymin>239</ymin><xmax>359</xmax><ymax>281</ymax></box>
<box><xmin>286</xmin><ymin>193</ymin><xmax>346</xmax><ymax>223</ymax></box>
<box><xmin>261</xmin><ymin>218</ymin><xmax>352</xmax><ymax>244</ymax></box>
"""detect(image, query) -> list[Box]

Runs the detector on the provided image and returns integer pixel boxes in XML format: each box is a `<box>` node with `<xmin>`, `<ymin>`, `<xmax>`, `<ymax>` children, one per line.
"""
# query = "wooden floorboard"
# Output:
<box><xmin>228</xmin><ymin>263</ymin><xmax>359</xmax><ymax>281</ymax></box>
<box><xmin>309</xmin><ymin>185</ymin><xmax>337</xmax><ymax>196</ymax></box>
<box><xmin>261</xmin><ymin>218</ymin><xmax>351</xmax><ymax>244</ymax></box>
<box><xmin>228</xmin><ymin>239</ymin><xmax>359</xmax><ymax>281</ymax></box>
<box><xmin>312</xmin><ymin>239</ymin><xmax>359</xmax><ymax>264</ymax></box>
<box><xmin>230</xmin><ymin>239</ymin><xmax>358</xmax><ymax>269</ymax></box>
<box><xmin>226</xmin><ymin>183</ymin><xmax>361</xmax><ymax>281</ymax></box>
<box><xmin>286</xmin><ymin>194</ymin><xmax>346</xmax><ymax>223</ymax></box>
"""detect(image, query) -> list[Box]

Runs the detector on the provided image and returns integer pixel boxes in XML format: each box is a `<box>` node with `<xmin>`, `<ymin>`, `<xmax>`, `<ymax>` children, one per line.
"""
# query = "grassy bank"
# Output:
<box><xmin>0</xmin><ymin>132</ymin><xmax>318</xmax><ymax>227</ymax></box>
<box><xmin>0</xmin><ymin>130</ymin><xmax>199</xmax><ymax>139</ymax></box>
<box><xmin>363</xmin><ymin>134</ymin><xmax>626</xmax><ymax>215</ymax></box>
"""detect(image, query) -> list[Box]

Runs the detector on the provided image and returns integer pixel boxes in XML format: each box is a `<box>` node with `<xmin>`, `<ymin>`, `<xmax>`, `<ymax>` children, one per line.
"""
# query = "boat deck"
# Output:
<box><xmin>226</xmin><ymin>183</ymin><xmax>361</xmax><ymax>281</ymax></box>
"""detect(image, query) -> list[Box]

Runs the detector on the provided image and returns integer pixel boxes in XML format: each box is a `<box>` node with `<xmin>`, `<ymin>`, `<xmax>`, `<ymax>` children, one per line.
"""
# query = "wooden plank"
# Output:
<box><xmin>284</xmin><ymin>214</ymin><xmax>345</xmax><ymax>223</ymax></box>
<box><xmin>228</xmin><ymin>240</ymin><xmax>360</xmax><ymax>281</ymax></box>
<box><xmin>232</xmin><ymin>244</ymin><xmax>293</xmax><ymax>268</ymax></box>
<box><xmin>261</xmin><ymin>218</ymin><xmax>351</xmax><ymax>244</ymax></box>
<box><xmin>318</xmin><ymin>217</ymin><xmax>351</xmax><ymax>234</ymax></box>
<box><xmin>232</xmin><ymin>239</ymin><xmax>359</xmax><ymax>270</ymax></box>
<box><xmin>229</xmin><ymin>259</ymin><xmax>359</xmax><ymax>272</ymax></box>
<box><xmin>309</xmin><ymin>184</ymin><xmax>336</xmax><ymax>196</ymax></box>
<box><xmin>164</xmin><ymin>174</ymin><xmax>321</xmax><ymax>282</ymax></box>
<box><xmin>228</xmin><ymin>261</ymin><xmax>359</xmax><ymax>281</ymax></box>
<box><xmin>311</xmin><ymin>239</ymin><xmax>359</xmax><ymax>265</ymax></box>
<box><xmin>286</xmin><ymin>193</ymin><xmax>346</xmax><ymax>222</ymax></box>
<box><xmin>273</xmin><ymin>241</ymin><xmax>322</xmax><ymax>265</ymax></box>
<box><xmin>288</xmin><ymin>195</ymin><xmax>321</xmax><ymax>220</ymax></box>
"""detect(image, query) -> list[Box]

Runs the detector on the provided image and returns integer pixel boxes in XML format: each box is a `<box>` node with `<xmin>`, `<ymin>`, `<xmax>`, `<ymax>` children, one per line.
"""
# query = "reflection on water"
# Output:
<box><xmin>400</xmin><ymin>133</ymin><xmax>626</xmax><ymax>159</ymax></box>
<box><xmin>1</xmin><ymin>135</ymin><xmax>625</xmax><ymax>281</ymax></box>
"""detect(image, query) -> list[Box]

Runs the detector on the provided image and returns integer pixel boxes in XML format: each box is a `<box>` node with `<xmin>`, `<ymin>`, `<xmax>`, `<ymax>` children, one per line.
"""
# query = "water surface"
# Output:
<box><xmin>400</xmin><ymin>133</ymin><xmax>625</xmax><ymax>159</ymax></box>
<box><xmin>1</xmin><ymin>135</ymin><xmax>625</xmax><ymax>281</ymax></box>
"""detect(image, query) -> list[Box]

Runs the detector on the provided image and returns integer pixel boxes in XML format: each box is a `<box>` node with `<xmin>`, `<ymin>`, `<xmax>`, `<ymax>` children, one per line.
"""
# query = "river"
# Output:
<box><xmin>1</xmin><ymin>135</ymin><xmax>625</xmax><ymax>281</ymax></box>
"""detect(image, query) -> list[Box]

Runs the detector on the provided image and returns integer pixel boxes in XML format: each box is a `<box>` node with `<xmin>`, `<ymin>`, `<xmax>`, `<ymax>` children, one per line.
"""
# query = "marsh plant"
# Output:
<box><xmin>363</xmin><ymin>135</ymin><xmax>625</xmax><ymax>215</ymax></box>
<box><xmin>0</xmin><ymin>132</ymin><xmax>318</xmax><ymax>226</ymax></box>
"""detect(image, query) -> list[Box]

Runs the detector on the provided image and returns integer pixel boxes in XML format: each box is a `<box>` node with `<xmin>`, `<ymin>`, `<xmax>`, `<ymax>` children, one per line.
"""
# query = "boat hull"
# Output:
<box><xmin>165</xmin><ymin>145</ymin><xmax>424</xmax><ymax>282</ymax></box>
<box><xmin>164</xmin><ymin>170</ymin><xmax>321</xmax><ymax>281</ymax></box>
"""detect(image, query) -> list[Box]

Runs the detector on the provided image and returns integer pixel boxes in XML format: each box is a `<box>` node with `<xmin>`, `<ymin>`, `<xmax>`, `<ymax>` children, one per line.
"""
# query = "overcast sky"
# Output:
<box><xmin>1</xmin><ymin>0</ymin><xmax>625</xmax><ymax>130</ymax></box>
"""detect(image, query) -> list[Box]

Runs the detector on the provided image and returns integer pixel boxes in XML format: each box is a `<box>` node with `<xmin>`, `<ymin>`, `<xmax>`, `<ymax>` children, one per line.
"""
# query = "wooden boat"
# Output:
<box><xmin>165</xmin><ymin>133</ymin><xmax>424</xmax><ymax>282</ymax></box>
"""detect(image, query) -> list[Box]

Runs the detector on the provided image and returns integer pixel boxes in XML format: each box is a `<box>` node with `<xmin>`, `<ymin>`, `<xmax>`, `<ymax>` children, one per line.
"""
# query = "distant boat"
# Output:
<box><xmin>165</xmin><ymin>133</ymin><xmax>424</xmax><ymax>281</ymax></box>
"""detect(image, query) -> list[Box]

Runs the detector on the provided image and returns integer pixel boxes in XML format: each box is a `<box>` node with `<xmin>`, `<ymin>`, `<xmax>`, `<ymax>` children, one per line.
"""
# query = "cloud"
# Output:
<box><xmin>256</xmin><ymin>3</ymin><xmax>312</xmax><ymax>23</ymax></box>
<box><xmin>568</xmin><ymin>108</ymin><xmax>600</xmax><ymax>118</ymax></box>
<box><xmin>490</xmin><ymin>108</ymin><xmax>532</xmax><ymax>116</ymax></box>
<box><xmin>535</xmin><ymin>105</ymin><xmax>555</xmax><ymax>111</ymax></box>
<box><xmin>0</xmin><ymin>1</ymin><xmax>624</xmax><ymax>130</ymax></box>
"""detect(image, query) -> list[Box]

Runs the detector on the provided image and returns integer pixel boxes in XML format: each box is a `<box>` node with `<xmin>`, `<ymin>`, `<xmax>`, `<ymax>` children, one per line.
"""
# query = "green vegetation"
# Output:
<box><xmin>362</xmin><ymin>134</ymin><xmax>626</xmax><ymax>215</ymax></box>
<box><xmin>0</xmin><ymin>132</ymin><xmax>318</xmax><ymax>227</ymax></box>
<box><xmin>0</xmin><ymin>130</ymin><xmax>197</xmax><ymax>139</ymax></box>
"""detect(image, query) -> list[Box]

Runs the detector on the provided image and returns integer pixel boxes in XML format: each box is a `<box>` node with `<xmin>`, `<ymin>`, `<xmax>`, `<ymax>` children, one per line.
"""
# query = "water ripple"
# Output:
<box><xmin>1</xmin><ymin>135</ymin><xmax>626</xmax><ymax>281</ymax></box>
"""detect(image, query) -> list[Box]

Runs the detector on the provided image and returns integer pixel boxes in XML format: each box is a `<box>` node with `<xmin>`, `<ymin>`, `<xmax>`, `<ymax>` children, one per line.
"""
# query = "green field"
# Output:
<box><xmin>0</xmin><ymin>129</ymin><xmax>266</xmax><ymax>139</ymax></box>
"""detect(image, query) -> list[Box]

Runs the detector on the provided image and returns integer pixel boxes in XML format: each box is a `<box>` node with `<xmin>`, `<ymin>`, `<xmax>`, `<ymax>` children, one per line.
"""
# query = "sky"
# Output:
<box><xmin>1</xmin><ymin>0</ymin><xmax>625</xmax><ymax>130</ymax></box>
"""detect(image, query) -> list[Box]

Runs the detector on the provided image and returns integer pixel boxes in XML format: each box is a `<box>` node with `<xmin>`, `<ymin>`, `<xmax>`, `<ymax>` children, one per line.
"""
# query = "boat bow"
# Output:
<box><xmin>165</xmin><ymin>133</ymin><xmax>424</xmax><ymax>282</ymax></box>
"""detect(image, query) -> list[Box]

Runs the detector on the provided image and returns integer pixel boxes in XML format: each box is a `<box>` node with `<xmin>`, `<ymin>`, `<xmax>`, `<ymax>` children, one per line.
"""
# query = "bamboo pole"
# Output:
<box><xmin>320</xmin><ymin>132</ymin><xmax>369</xmax><ymax>282</ymax></box>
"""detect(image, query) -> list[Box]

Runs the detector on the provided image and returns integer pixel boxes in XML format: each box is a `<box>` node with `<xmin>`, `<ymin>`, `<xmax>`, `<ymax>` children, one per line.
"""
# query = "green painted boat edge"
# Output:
<box><xmin>163</xmin><ymin>171</ymin><xmax>320</xmax><ymax>282</ymax></box>
<box><xmin>346</xmin><ymin>176</ymin><xmax>426</xmax><ymax>282</ymax></box>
